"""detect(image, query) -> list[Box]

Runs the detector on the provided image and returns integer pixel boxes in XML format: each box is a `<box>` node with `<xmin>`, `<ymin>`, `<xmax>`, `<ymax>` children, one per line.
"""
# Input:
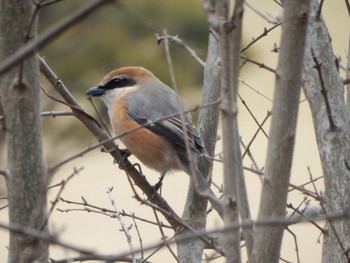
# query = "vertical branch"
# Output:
<box><xmin>0</xmin><ymin>1</ymin><xmax>48</xmax><ymax>262</ymax></box>
<box><xmin>205</xmin><ymin>0</ymin><xmax>247</xmax><ymax>262</ymax></box>
<box><xmin>178</xmin><ymin>31</ymin><xmax>221</xmax><ymax>263</ymax></box>
<box><xmin>251</xmin><ymin>0</ymin><xmax>311</xmax><ymax>262</ymax></box>
<box><xmin>220</xmin><ymin>0</ymin><xmax>245</xmax><ymax>259</ymax></box>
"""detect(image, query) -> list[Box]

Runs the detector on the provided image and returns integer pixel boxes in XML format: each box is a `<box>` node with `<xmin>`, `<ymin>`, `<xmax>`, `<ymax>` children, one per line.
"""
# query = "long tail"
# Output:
<box><xmin>193</xmin><ymin>166</ymin><xmax>223</xmax><ymax>218</ymax></box>
<box><xmin>178</xmin><ymin>151</ymin><xmax>223</xmax><ymax>218</ymax></box>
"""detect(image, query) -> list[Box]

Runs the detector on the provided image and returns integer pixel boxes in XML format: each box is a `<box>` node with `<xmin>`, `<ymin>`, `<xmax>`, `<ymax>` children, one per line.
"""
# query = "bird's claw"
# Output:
<box><xmin>150</xmin><ymin>173</ymin><xmax>166</xmax><ymax>198</ymax></box>
<box><xmin>113</xmin><ymin>148</ymin><xmax>132</xmax><ymax>165</ymax></box>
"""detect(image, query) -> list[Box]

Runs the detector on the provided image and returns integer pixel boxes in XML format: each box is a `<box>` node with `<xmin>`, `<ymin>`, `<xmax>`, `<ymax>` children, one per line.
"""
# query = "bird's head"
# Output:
<box><xmin>86</xmin><ymin>66</ymin><xmax>157</xmax><ymax>107</ymax></box>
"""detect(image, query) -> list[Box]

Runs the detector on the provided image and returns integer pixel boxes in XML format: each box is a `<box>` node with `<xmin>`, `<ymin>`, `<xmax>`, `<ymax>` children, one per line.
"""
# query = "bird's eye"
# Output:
<box><xmin>113</xmin><ymin>77</ymin><xmax>125</xmax><ymax>86</ymax></box>
<box><xmin>102</xmin><ymin>76</ymin><xmax>136</xmax><ymax>90</ymax></box>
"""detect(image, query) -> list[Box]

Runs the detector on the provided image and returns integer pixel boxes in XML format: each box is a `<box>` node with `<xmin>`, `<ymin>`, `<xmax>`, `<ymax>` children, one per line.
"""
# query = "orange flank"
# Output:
<box><xmin>111</xmin><ymin>98</ymin><xmax>170</xmax><ymax>172</ymax></box>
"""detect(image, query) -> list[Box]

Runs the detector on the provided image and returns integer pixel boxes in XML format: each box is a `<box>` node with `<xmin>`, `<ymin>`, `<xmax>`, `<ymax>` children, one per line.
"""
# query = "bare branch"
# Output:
<box><xmin>238</xmin><ymin>77</ymin><xmax>273</xmax><ymax>101</ymax></box>
<box><xmin>316</xmin><ymin>0</ymin><xmax>325</xmax><ymax>19</ymax></box>
<box><xmin>107</xmin><ymin>187</ymin><xmax>136</xmax><ymax>263</ymax></box>
<box><xmin>240</xmin><ymin>22</ymin><xmax>282</xmax><ymax>53</ymax></box>
<box><xmin>0</xmin><ymin>0</ymin><xmax>112</xmax><ymax>75</ymax></box>
<box><xmin>241</xmin><ymin>110</ymin><xmax>271</xmax><ymax>159</ymax></box>
<box><xmin>152</xmin><ymin>209</ymin><xmax>180</xmax><ymax>262</ymax></box>
<box><xmin>245</xmin><ymin>0</ymin><xmax>281</xmax><ymax>24</ymax></box>
<box><xmin>238</xmin><ymin>94</ymin><xmax>270</xmax><ymax>139</ymax></box>
<box><xmin>42</xmin><ymin>167</ymin><xmax>82</xmax><ymax>230</ymax></box>
<box><xmin>131</xmin><ymin>214</ymin><xmax>144</xmax><ymax>259</ymax></box>
<box><xmin>211</xmin><ymin>0</ymin><xmax>251</xmax><ymax>261</ymax></box>
<box><xmin>240</xmin><ymin>55</ymin><xmax>276</xmax><ymax>73</ymax></box>
<box><xmin>113</xmin><ymin>1</ymin><xmax>162</xmax><ymax>33</ymax></box>
<box><xmin>157</xmin><ymin>33</ymin><xmax>206</xmax><ymax>67</ymax></box>
<box><xmin>58</xmin><ymin>197</ymin><xmax>171</xmax><ymax>228</ymax></box>
<box><xmin>1</xmin><ymin>209</ymin><xmax>350</xmax><ymax>262</ymax></box>
<box><xmin>311</xmin><ymin>49</ymin><xmax>336</xmax><ymax>131</ymax></box>
<box><xmin>41</xmin><ymin>111</ymin><xmax>73</xmax><ymax>117</ymax></box>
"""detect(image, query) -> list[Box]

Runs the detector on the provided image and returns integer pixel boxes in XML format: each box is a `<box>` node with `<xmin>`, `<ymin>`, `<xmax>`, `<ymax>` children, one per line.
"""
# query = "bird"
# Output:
<box><xmin>86</xmin><ymin>66</ymin><xmax>222</xmax><ymax>215</ymax></box>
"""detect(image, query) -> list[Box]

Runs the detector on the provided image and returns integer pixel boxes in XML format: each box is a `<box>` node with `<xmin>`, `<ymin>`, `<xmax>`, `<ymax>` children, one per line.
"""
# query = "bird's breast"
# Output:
<box><xmin>110</xmin><ymin>98</ymin><xmax>180</xmax><ymax>173</ymax></box>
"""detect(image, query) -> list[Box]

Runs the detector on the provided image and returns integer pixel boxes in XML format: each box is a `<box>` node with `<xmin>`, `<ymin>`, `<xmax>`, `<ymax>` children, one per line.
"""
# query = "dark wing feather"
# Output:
<box><xmin>130</xmin><ymin>114</ymin><xmax>205</xmax><ymax>155</ymax></box>
<box><xmin>163</xmin><ymin>115</ymin><xmax>205</xmax><ymax>153</ymax></box>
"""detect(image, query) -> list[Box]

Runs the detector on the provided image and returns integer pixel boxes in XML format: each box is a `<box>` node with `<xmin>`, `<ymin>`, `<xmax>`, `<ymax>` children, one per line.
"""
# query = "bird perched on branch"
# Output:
<box><xmin>86</xmin><ymin>66</ymin><xmax>222</xmax><ymax>215</ymax></box>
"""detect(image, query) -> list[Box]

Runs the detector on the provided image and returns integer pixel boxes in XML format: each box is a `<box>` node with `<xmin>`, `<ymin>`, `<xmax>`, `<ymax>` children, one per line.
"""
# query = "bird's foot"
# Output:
<box><xmin>113</xmin><ymin>148</ymin><xmax>131</xmax><ymax>165</ymax></box>
<box><xmin>151</xmin><ymin>173</ymin><xmax>166</xmax><ymax>197</ymax></box>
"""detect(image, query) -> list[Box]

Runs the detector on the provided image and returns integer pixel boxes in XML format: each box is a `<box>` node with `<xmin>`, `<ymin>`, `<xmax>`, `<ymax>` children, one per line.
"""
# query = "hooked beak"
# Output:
<box><xmin>86</xmin><ymin>86</ymin><xmax>105</xmax><ymax>97</ymax></box>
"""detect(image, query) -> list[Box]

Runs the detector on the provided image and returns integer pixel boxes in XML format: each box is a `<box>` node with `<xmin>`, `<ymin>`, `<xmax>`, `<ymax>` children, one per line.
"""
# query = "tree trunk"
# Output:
<box><xmin>302</xmin><ymin>1</ymin><xmax>350</xmax><ymax>262</ymax></box>
<box><xmin>0</xmin><ymin>1</ymin><xmax>49</xmax><ymax>262</ymax></box>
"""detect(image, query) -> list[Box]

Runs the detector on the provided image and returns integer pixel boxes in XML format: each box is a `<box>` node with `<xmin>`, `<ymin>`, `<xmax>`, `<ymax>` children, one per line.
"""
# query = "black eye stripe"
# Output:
<box><xmin>102</xmin><ymin>77</ymin><xmax>136</xmax><ymax>90</ymax></box>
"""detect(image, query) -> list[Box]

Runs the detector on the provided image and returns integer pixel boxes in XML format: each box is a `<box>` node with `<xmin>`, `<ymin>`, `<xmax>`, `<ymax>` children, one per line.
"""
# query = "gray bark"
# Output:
<box><xmin>209</xmin><ymin>0</ymin><xmax>246</xmax><ymax>262</ymax></box>
<box><xmin>302</xmin><ymin>1</ymin><xmax>350</xmax><ymax>262</ymax></box>
<box><xmin>0</xmin><ymin>1</ymin><xmax>48</xmax><ymax>262</ymax></box>
<box><xmin>346</xmin><ymin>34</ymin><xmax>350</xmax><ymax>115</ymax></box>
<box><xmin>250</xmin><ymin>0</ymin><xmax>311</xmax><ymax>262</ymax></box>
<box><xmin>177</xmin><ymin>33</ymin><xmax>221</xmax><ymax>263</ymax></box>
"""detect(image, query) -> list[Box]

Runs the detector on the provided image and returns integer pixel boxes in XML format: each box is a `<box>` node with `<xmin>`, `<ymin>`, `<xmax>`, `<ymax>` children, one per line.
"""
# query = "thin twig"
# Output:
<box><xmin>285</xmin><ymin>227</ymin><xmax>301</xmax><ymax>263</ymax></box>
<box><xmin>241</xmin><ymin>110</ymin><xmax>271</xmax><ymax>159</ymax></box>
<box><xmin>240</xmin><ymin>55</ymin><xmax>276</xmax><ymax>73</ymax></box>
<box><xmin>87</xmin><ymin>97</ymin><xmax>112</xmax><ymax>137</ymax></box>
<box><xmin>240</xmin><ymin>22</ymin><xmax>282</xmax><ymax>53</ymax></box>
<box><xmin>316</xmin><ymin>0</ymin><xmax>325</xmax><ymax>19</ymax></box>
<box><xmin>238</xmin><ymin>93</ymin><xmax>269</xmax><ymax>138</ymax></box>
<box><xmin>107</xmin><ymin>187</ymin><xmax>136</xmax><ymax>263</ymax></box>
<box><xmin>41</xmin><ymin>111</ymin><xmax>73</xmax><ymax>117</ymax></box>
<box><xmin>40</xmin><ymin>84</ymin><xmax>101</xmax><ymax>128</ymax></box>
<box><xmin>239</xmin><ymin>139</ymin><xmax>263</xmax><ymax>182</ymax></box>
<box><xmin>288</xmin><ymin>183</ymin><xmax>322</xmax><ymax>201</ymax></box>
<box><xmin>311</xmin><ymin>48</ymin><xmax>336</xmax><ymax>131</ymax></box>
<box><xmin>41</xmin><ymin>167</ymin><xmax>82</xmax><ymax>231</ymax></box>
<box><xmin>50</xmin><ymin>255</ymin><xmax>148</xmax><ymax>263</ymax></box>
<box><xmin>131</xmin><ymin>213</ymin><xmax>144</xmax><ymax>259</ymax></box>
<box><xmin>152</xmin><ymin>209</ymin><xmax>180</xmax><ymax>262</ymax></box>
<box><xmin>58</xmin><ymin>197</ymin><xmax>171</xmax><ymax>228</ymax></box>
<box><xmin>289</xmin><ymin>174</ymin><xmax>323</xmax><ymax>192</ymax></box>
<box><xmin>287</xmin><ymin>203</ymin><xmax>325</xmax><ymax>233</ymax></box>
<box><xmin>0</xmin><ymin>111</ymin><xmax>74</xmax><ymax>121</ymax></box>
<box><xmin>245</xmin><ymin>0</ymin><xmax>281</xmax><ymax>24</ymax></box>
<box><xmin>113</xmin><ymin>1</ymin><xmax>162</xmax><ymax>33</ymax></box>
<box><xmin>157</xmin><ymin>33</ymin><xmax>205</xmax><ymax>67</ymax></box>
<box><xmin>124</xmin><ymin>167</ymin><xmax>224</xmax><ymax>255</ymax></box>
<box><xmin>2</xmin><ymin>206</ymin><xmax>350</xmax><ymax>260</ymax></box>
<box><xmin>238</xmin><ymin>77</ymin><xmax>273</xmax><ymax>102</ymax></box>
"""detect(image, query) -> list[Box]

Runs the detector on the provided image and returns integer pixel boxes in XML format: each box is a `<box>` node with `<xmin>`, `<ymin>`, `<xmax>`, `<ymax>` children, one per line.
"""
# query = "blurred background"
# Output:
<box><xmin>0</xmin><ymin>0</ymin><xmax>349</xmax><ymax>262</ymax></box>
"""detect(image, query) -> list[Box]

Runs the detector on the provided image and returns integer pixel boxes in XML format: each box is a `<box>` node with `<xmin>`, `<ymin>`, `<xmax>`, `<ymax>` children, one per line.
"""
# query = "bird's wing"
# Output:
<box><xmin>131</xmin><ymin>113</ymin><xmax>205</xmax><ymax>154</ymax></box>
<box><xmin>125</xmin><ymin>87</ymin><xmax>205</xmax><ymax>154</ymax></box>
